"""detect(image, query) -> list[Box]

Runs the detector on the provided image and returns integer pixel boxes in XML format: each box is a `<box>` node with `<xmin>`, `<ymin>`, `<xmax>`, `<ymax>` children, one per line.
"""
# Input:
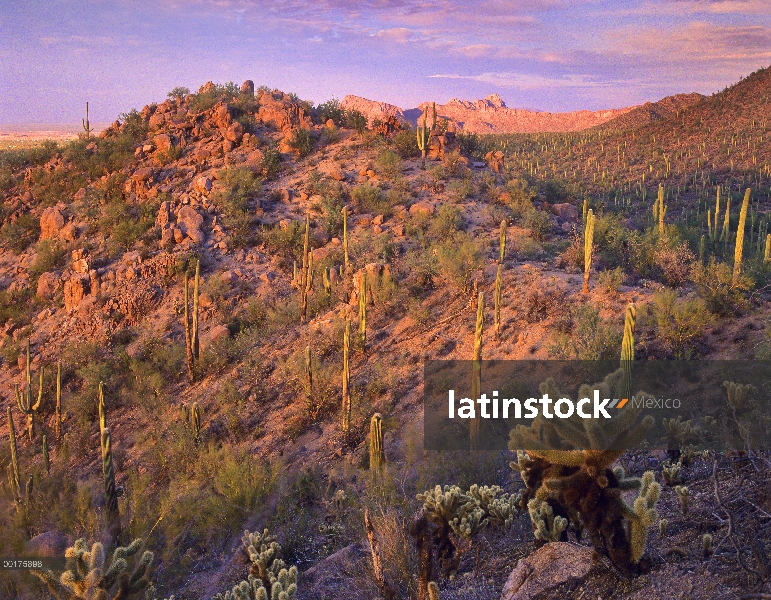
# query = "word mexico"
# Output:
<box><xmin>447</xmin><ymin>389</ymin><xmax>640</xmax><ymax>420</ymax></box>
<box><xmin>423</xmin><ymin>360</ymin><xmax>771</xmax><ymax>452</ymax></box>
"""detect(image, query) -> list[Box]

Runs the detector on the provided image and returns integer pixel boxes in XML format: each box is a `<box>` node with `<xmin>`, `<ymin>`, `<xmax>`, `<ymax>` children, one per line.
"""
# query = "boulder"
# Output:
<box><xmin>501</xmin><ymin>543</ymin><xmax>604</xmax><ymax>600</ymax></box>
<box><xmin>194</xmin><ymin>176</ymin><xmax>212</xmax><ymax>195</ymax></box>
<box><xmin>60</xmin><ymin>222</ymin><xmax>78</xmax><ymax>242</ymax></box>
<box><xmin>177</xmin><ymin>206</ymin><xmax>204</xmax><ymax>234</ymax></box>
<box><xmin>148</xmin><ymin>112</ymin><xmax>165</xmax><ymax>129</ymax></box>
<box><xmin>485</xmin><ymin>150</ymin><xmax>505</xmax><ymax>173</ymax></box>
<box><xmin>208</xmin><ymin>324</ymin><xmax>230</xmax><ymax>346</ymax></box>
<box><xmin>257</xmin><ymin>89</ymin><xmax>313</xmax><ymax>131</ymax></box>
<box><xmin>63</xmin><ymin>275</ymin><xmax>90</xmax><ymax>311</ymax></box>
<box><xmin>224</xmin><ymin>122</ymin><xmax>244</xmax><ymax>144</ymax></box>
<box><xmin>26</xmin><ymin>531</ymin><xmax>71</xmax><ymax>558</ymax></box>
<box><xmin>71</xmin><ymin>249</ymin><xmax>89</xmax><ymax>274</ymax></box>
<box><xmin>212</xmin><ymin>103</ymin><xmax>231</xmax><ymax>129</ymax></box>
<box><xmin>156</xmin><ymin>201</ymin><xmax>173</xmax><ymax>228</ymax></box>
<box><xmin>240</xmin><ymin>80</ymin><xmax>255</xmax><ymax>96</ymax></box>
<box><xmin>40</xmin><ymin>207</ymin><xmax>65</xmax><ymax>240</ymax></box>
<box><xmin>409</xmin><ymin>202</ymin><xmax>435</xmax><ymax>217</ymax></box>
<box><xmin>154</xmin><ymin>134</ymin><xmax>173</xmax><ymax>153</ymax></box>
<box><xmin>551</xmin><ymin>203</ymin><xmax>579</xmax><ymax>222</ymax></box>
<box><xmin>36</xmin><ymin>272</ymin><xmax>60</xmax><ymax>301</ymax></box>
<box><xmin>187</xmin><ymin>228</ymin><xmax>206</xmax><ymax>246</ymax></box>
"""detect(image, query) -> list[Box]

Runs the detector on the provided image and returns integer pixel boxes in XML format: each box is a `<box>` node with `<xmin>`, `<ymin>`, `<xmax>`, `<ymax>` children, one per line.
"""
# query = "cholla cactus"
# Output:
<box><xmin>528</xmin><ymin>498</ymin><xmax>568</xmax><ymax>542</ymax></box>
<box><xmin>628</xmin><ymin>471</ymin><xmax>660</xmax><ymax>563</ymax></box>
<box><xmin>34</xmin><ymin>538</ymin><xmax>155</xmax><ymax>600</ymax></box>
<box><xmin>231</xmin><ymin>529</ymin><xmax>298</xmax><ymax>600</ymax></box>
<box><xmin>702</xmin><ymin>533</ymin><xmax>714</xmax><ymax>558</ymax></box>
<box><xmin>724</xmin><ymin>380</ymin><xmax>754</xmax><ymax>412</ymax></box>
<box><xmin>675</xmin><ymin>485</ymin><xmax>690</xmax><ymax>515</ymax></box>
<box><xmin>662</xmin><ymin>460</ymin><xmax>683</xmax><ymax>485</ymax></box>
<box><xmin>428</xmin><ymin>582</ymin><xmax>440</xmax><ymax>600</ymax></box>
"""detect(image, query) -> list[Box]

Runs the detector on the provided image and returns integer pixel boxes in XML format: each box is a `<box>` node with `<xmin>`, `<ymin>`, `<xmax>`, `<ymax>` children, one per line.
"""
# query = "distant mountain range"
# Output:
<box><xmin>341</xmin><ymin>92</ymin><xmax>705</xmax><ymax>134</ymax></box>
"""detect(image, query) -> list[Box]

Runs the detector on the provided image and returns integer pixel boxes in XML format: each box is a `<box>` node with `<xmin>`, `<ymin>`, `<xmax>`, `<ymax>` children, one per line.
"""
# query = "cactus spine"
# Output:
<box><xmin>341</xmin><ymin>320</ymin><xmax>351</xmax><ymax>437</ymax></box>
<box><xmin>733</xmin><ymin>188</ymin><xmax>750</xmax><ymax>283</ymax></box>
<box><xmin>471</xmin><ymin>292</ymin><xmax>484</xmax><ymax>451</ymax></box>
<box><xmin>583</xmin><ymin>209</ymin><xmax>595</xmax><ymax>293</ymax></box>
<box><xmin>300</xmin><ymin>212</ymin><xmax>311</xmax><ymax>323</ymax></box>
<box><xmin>101</xmin><ymin>428</ymin><xmax>121</xmax><ymax>544</ymax></box>
<box><xmin>42</xmin><ymin>434</ymin><xmax>50</xmax><ymax>475</ymax></box>
<box><xmin>417</xmin><ymin>110</ymin><xmax>430</xmax><ymax>169</ymax></box>
<box><xmin>369</xmin><ymin>413</ymin><xmax>385</xmax><ymax>480</ymax></box>
<box><xmin>495</xmin><ymin>220</ymin><xmax>506</xmax><ymax>339</ymax></box>
<box><xmin>82</xmin><ymin>101</ymin><xmax>92</xmax><ymax>138</ymax></box>
<box><xmin>16</xmin><ymin>340</ymin><xmax>43</xmax><ymax>441</ymax></box>
<box><xmin>55</xmin><ymin>361</ymin><xmax>62</xmax><ymax>440</ymax></box>
<box><xmin>359</xmin><ymin>271</ymin><xmax>367</xmax><ymax>350</ymax></box>
<box><xmin>184</xmin><ymin>259</ymin><xmax>200</xmax><ymax>382</ymax></box>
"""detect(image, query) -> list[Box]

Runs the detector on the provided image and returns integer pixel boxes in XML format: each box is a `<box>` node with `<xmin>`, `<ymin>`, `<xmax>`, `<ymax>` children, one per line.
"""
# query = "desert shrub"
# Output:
<box><xmin>512</xmin><ymin>232</ymin><xmax>545</xmax><ymax>260</ymax></box>
<box><xmin>645</xmin><ymin>289</ymin><xmax>711</xmax><ymax>358</ymax></box>
<box><xmin>188</xmin><ymin>81</ymin><xmax>239</xmax><ymax>113</ymax></box>
<box><xmin>260</xmin><ymin>147</ymin><xmax>283</xmax><ymax>179</ymax></box>
<box><xmin>344</xmin><ymin>109</ymin><xmax>368</xmax><ymax>134</ymax></box>
<box><xmin>99</xmin><ymin>198</ymin><xmax>156</xmax><ymax>255</ymax></box>
<box><xmin>315</xmin><ymin>98</ymin><xmax>345</xmax><ymax>125</ymax></box>
<box><xmin>167</xmin><ymin>86</ymin><xmax>190</xmax><ymax>99</ymax></box>
<box><xmin>318</xmin><ymin>125</ymin><xmax>341</xmax><ymax>146</ymax></box>
<box><xmin>30</xmin><ymin>163</ymin><xmax>87</xmax><ymax>207</ymax></box>
<box><xmin>653</xmin><ymin>241</ymin><xmax>695</xmax><ymax>287</ymax></box>
<box><xmin>435</xmin><ymin>232</ymin><xmax>484</xmax><ymax>293</ymax></box>
<box><xmin>0</xmin><ymin>286</ymin><xmax>35</xmax><ymax>327</ymax></box>
<box><xmin>522</xmin><ymin>209</ymin><xmax>552</xmax><ymax>241</ymax></box>
<box><xmin>289</xmin><ymin>128</ymin><xmax>315</xmax><ymax>158</ymax></box>
<box><xmin>504</xmin><ymin>178</ymin><xmax>536</xmax><ymax>217</ymax></box>
<box><xmin>0</xmin><ymin>213</ymin><xmax>40</xmax><ymax>253</ymax></box>
<box><xmin>428</xmin><ymin>204</ymin><xmax>464</xmax><ymax>240</ymax></box>
<box><xmin>448</xmin><ymin>178</ymin><xmax>474</xmax><ymax>202</ymax></box>
<box><xmin>212</xmin><ymin>166</ymin><xmax>259</xmax><ymax>247</ymax></box>
<box><xmin>457</xmin><ymin>132</ymin><xmax>481</xmax><ymax>158</ymax></box>
<box><xmin>29</xmin><ymin>239</ymin><xmax>67</xmax><ymax>278</ymax></box>
<box><xmin>351</xmin><ymin>184</ymin><xmax>393</xmax><ymax>216</ymax></box>
<box><xmin>375</xmin><ymin>149</ymin><xmax>402</xmax><ymax>179</ymax></box>
<box><xmin>690</xmin><ymin>258</ymin><xmax>753</xmax><ymax>315</ymax></box>
<box><xmin>597</xmin><ymin>267</ymin><xmax>624</xmax><ymax>294</ymax></box>
<box><xmin>547</xmin><ymin>303</ymin><xmax>622</xmax><ymax>360</ymax></box>
<box><xmin>260</xmin><ymin>220</ymin><xmax>305</xmax><ymax>265</ymax></box>
<box><xmin>392</xmin><ymin>128</ymin><xmax>419</xmax><ymax>158</ymax></box>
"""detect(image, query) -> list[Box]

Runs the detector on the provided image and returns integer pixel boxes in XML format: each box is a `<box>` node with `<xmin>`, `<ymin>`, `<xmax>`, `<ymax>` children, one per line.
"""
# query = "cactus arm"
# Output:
<box><xmin>733</xmin><ymin>188</ymin><xmax>750</xmax><ymax>283</ymax></box>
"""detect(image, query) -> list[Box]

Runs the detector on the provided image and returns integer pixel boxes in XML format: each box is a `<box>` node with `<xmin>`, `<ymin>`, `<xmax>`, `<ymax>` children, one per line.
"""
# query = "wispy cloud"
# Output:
<box><xmin>428</xmin><ymin>71</ymin><xmax>615</xmax><ymax>90</ymax></box>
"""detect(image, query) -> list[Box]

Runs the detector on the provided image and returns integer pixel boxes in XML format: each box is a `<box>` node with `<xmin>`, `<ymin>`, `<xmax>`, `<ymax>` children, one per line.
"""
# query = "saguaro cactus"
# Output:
<box><xmin>620</xmin><ymin>302</ymin><xmax>636</xmax><ymax>400</ymax></box>
<box><xmin>305</xmin><ymin>346</ymin><xmax>313</xmax><ymax>414</ymax></box>
<box><xmin>733</xmin><ymin>188</ymin><xmax>751</xmax><ymax>283</ymax></box>
<box><xmin>657</xmin><ymin>184</ymin><xmax>667</xmax><ymax>236</ymax></box>
<box><xmin>191</xmin><ymin>402</ymin><xmax>201</xmax><ymax>441</ymax></box>
<box><xmin>342</xmin><ymin>320</ymin><xmax>351</xmax><ymax>437</ymax></box>
<box><xmin>765</xmin><ymin>234</ymin><xmax>770</xmax><ymax>262</ymax></box>
<box><xmin>42</xmin><ymin>434</ymin><xmax>50</xmax><ymax>475</ymax></box>
<box><xmin>101</xmin><ymin>428</ymin><xmax>121</xmax><ymax>544</ymax></box>
<box><xmin>16</xmin><ymin>340</ymin><xmax>43</xmax><ymax>442</ymax></box>
<box><xmin>82</xmin><ymin>101</ymin><xmax>92</xmax><ymax>138</ymax></box>
<box><xmin>471</xmin><ymin>292</ymin><xmax>484</xmax><ymax>451</ymax></box>
<box><xmin>583</xmin><ymin>209</ymin><xmax>595</xmax><ymax>293</ymax></box>
<box><xmin>720</xmin><ymin>194</ymin><xmax>731</xmax><ymax>243</ymax></box>
<box><xmin>55</xmin><ymin>361</ymin><xmax>62</xmax><ymax>440</ymax></box>
<box><xmin>98</xmin><ymin>381</ymin><xmax>106</xmax><ymax>433</ymax></box>
<box><xmin>7</xmin><ymin>406</ymin><xmax>22</xmax><ymax>504</ymax></box>
<box><xmin>300</xmin><ymin>212</ymin><xmax>312</xmax><ymax>323</ymax></box>
<box><xmin>369</xmin><ymin>413</ymin><xmax>385</xmax><ymax>480</ymax></box>
<box><xmin>417</xmin><ymin>110</ymin><xmax>430</xmax><ymax>169</ymax></box>
<box><xmin>342</xmin><ymin>205</ymin><xmax>349</xmax><ymax>275</ymax></box>
<box><xmin>495</xmin><ymin>220</ymin><xmax>506</xmax><ymax>339</ymax></box>
<box><xmin>359</xmin><ymin>271</ymin><xmax>367</xmax><ymax>350</ymax></box>
<box><xmin>184</xmin><ymin>259</ymin><xmax>200</xmax><ymax>382</ymax></box>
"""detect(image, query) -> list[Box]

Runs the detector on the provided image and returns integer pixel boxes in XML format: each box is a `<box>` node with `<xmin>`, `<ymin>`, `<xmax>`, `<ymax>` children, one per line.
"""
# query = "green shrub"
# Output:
<box><xmin>344</xmin><ymin>109</ymin><xmax>367</xmax><ymax>134</ymax></box>
<box><xmin>289</xmin><ymin>128</ymin><xmax>315</xmax><ymax>158</ymax></box>
<box><xmin>547</xmin><ymin>303</ymin><xmax>622</xmax><ymax>360</ymax></box>
<box><xmin>212</xmin><ymin>166</ymin><xmax>260</xmax><ymax>247</ymax></box>
<box><xmin>522</xmin><ymin>209</ymin><xmax>553</xmax><ymax>241</ymax></box>
<box><xmin>351</xmin><ymin>184</ymin><xmax>393</xmax><ymax>215</ymax></box>
<box><xmin>99</xmin><ymin>198</ymin><xmax>156</xmax><ymax>254</ymax></box>
<box><xmin>0</xmin><ymin>214</ymin><xmax>40</xmax><ymax>253</ymax></box>
<box><xmin>30</xmin><ymin>239</ymin><xmax>67</xmax><ymax>278</ymax></box>
<box><xmin>691</xmin><ymin>258</ymin><xmax>752</xmax><ymax>315</ymax></box>
<box><xmin>375</xmin><ymin>149</ymin><xmax>402</xmax><ymax>179</ymax></box>
<box><xmin>167</xmin><ymin>86</ymin><xmax>190</xmax><ymax>99</ymax></box>
<box><xmin>504</xmin><ymin>178</ymin><xmax>536</xmax><ymax>217</ymax></box>
<box><xmin>645</xmin><ymin>289</ymin><xmax>711</xmax><ymax>358</ymax></box>
<box><xmin>392</xmin><ymin>128</ymin><xmax>419</xmax><ymax>158</ymax></box>
<box><xmin>316</xmin><ymin>99</ymin><xmax>345</xmax><ymax>125</ymax></box>
<box><xmin>435</xmin><ymin>232</ymin><xmax>484</xmax><ymax>293</ymax></box>
<box><xmin>597</xmin><ymin>267</ymin><xmax>624</xmax><ymax>294</ymax></box>
<box><xmin>428</xmin><ymin>204</ymin><xmax>464</xmax><ymax>239</ymax></box>
<box><xmin>188</xmin><ymin>82</ymin><xmax>239</xmax><ymax>113</ymax></box>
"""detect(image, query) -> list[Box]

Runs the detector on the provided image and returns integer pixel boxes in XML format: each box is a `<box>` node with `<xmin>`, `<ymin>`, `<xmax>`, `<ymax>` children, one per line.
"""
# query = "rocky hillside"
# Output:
<box><xmin>1</xmin><ymin>73</ymin><xmax>770</xmax><ymax>600</ymax></box>
<box><xmin>340</xmin><ymin>95</ymin><xmax>407</xmax><ymax>128</ymax></box>
<box><xmin>596</xmin><ymin>93</ymin><xmax>704</xmax><ymax>131</ymax></box>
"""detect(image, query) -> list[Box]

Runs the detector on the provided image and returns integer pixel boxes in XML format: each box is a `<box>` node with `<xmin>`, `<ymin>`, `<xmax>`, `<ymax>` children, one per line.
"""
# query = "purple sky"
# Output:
<box><xmin>2</xmin><ymin>0</ymin><xmax>771</xmax><ymax>125</ymax></box>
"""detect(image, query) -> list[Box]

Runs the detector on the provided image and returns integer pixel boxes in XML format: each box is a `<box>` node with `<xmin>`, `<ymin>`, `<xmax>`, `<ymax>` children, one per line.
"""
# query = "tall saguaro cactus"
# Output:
<box><xmin>471</xmin><ymin>292</ymin><xmax>484</xmax><ymax>451</ymax></box>
<box><xmin>342</xmin><ymin>320</ymin><xmax>351</xmax><ymax>438</ymax></box>
<box><xmin>16</xmin><ymin>340</ymin><xmax>43</xmax><ymax>441</ymax></box>
<box><xmin>184</xmin><ymin>259</ymin><xmax>200</xmax><ymax>382</ymax></box>
<box><xmin>417</xmin><ymin>110</ymin><xmax>430</xmax><ymax>169</ymax></box>
<box><xmin>342</xmin><ymin>205</ymin><xmax>349</xmax><ymax>275</ymax></box>
<box><xmin>620</xmin><ymin>302</ymin><xmax>636</xmax><ymax>401</ymax></box>
<box><xmin>359</xmin><ymin>271</ymin><xmax>367</xmax><ymax>350</ymax></box>
<box><xmin>82</xmin><ymin>102</ymin><xmax>92</xmax><ymax>138</ymax></box>
<box><xmin>300</xmin><ymin>212</ymin><xmax>312</xmax><ymax>323</ymax></box>
<box><xmin>101</xmin><ymin>428</ymin><xmax>121</xmax><ymax>544</ymax></box>
<box><xmin>764</xmin><ymin>234</ymin><xmax>771</xmax><ymax>262</ymax></box>
<box><xmin>495</xmin><ymin>220</ymin><xmax>506</xmax><ymax>339</ymax></box>
<box><xmin>583</xmin><ymin>209</ymin><xmax>595</xmax><ymax>293</ymax></box>
<box><xmin>733</xmin><ymin>188</ymin><xmax>751</xmax><ymax>284</ymax></box>
<box><xmin>7</xmin><ymin>406</ymin><xmax>22</xmax><ymax>504</ymax></box>
<box><xmin>657</xmin><ymin>184</ymin><xmax>667</xmax><ymax>236</ymax></box>
<box><xmin>369</xmin><ymin>413</ymin><xmax>385</xmax><ymax>481</ymax></box>
<box><xmin>98</xmin><ymin>381</ymin><xmax>107</xmax><ymax>433</ymax></box>
<box><xmin>55</xmin><ymin>361</ymin><xmax>62</xmax><ymax>440</ymax></box>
